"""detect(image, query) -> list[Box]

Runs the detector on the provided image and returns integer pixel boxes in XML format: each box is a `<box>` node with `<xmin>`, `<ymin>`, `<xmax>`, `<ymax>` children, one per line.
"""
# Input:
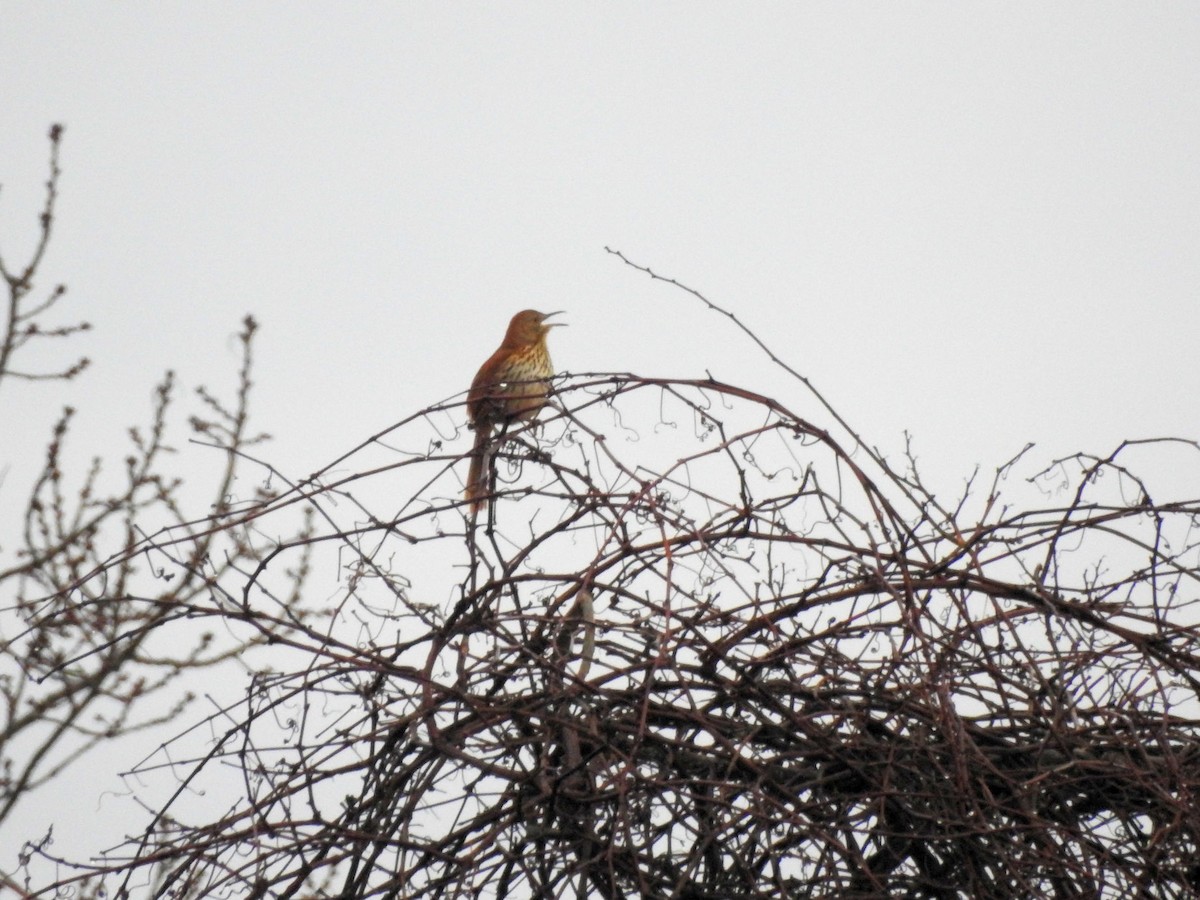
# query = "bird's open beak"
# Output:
<box><xmin>542</xmin><ymin>310</ymin><xmax>567</xmax><ymax>328</ymax></box>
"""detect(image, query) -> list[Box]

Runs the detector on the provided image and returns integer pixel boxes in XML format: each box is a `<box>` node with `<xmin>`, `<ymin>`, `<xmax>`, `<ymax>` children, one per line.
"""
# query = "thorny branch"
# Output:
<box><xmin>25</xmin><ymin>359</ymin><xmax>1200</xmax><ymax>897</ymax></box>
<box><xmin>4</xmin><ymin>139</ymin><xmax>1198</xmax><ymax>895</ymax></box>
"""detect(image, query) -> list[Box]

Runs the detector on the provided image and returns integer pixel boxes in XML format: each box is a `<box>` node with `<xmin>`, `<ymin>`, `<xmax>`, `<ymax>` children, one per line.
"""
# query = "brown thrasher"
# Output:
<box><xmin>465</xmin><ymin>309</ymin><xmax>564</xmax><ymax>514</ymax></box>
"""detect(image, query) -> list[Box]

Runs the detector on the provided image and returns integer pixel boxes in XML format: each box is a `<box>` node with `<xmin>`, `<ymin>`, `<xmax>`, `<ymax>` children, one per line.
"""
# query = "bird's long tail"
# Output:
<box><xmin>465</xmin><ymin>420</ymin><xmax>493</xmax><ymax>515</ymax></box>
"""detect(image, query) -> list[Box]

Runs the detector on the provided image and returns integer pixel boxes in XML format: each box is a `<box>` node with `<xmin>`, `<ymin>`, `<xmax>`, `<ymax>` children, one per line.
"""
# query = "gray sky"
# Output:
<box><xmin>4</xmin><ymin>4</ymin><xmax>1197</xmax><ymax>483</ymax></box>
<box><xmin>2</xmin><ymin>0</ymin><xmax>1199</xmax><ymax>868</ymax></box>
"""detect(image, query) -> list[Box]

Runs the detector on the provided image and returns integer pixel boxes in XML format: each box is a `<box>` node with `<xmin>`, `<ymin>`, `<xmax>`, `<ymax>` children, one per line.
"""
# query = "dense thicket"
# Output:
<box><xmin>6</xmin><ymin>130</ymin><xmax>1199</xmax><ymax>899</ymax></box>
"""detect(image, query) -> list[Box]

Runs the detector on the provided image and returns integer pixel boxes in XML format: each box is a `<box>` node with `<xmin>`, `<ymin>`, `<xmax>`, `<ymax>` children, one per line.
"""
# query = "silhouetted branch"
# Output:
<box><xmin>0</xmin><ymin>124</ymin><xmax>89</xmax><ymax>390</ymax></box>
<box><xmin>0</xmin><ymin>132</ymin><xmax>315</xmax><ymax>875</ymax></box>
<box><xmin>26</xmin><ymin>361</ymin><xmax>1200</xmax><ymax>897</ymax></box>
<box><xmin>5</xmin><ymin>157</ymin><xmax>1196</xmax><ymax>894</ymax></box>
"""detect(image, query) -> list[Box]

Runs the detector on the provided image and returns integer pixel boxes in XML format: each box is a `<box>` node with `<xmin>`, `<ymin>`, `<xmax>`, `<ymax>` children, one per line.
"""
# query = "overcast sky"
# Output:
<box><xmin>2</xmin><ymin>0</ymin><xmax>1199</xmax><ymax>867</ymax></box>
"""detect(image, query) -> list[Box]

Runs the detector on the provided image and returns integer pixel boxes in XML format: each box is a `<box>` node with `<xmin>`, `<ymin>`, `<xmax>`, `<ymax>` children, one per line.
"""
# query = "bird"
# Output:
<box><xmin>465</xmin><ymin>309</ymin><xmax>564</xmax><ymax>514</ymax></box>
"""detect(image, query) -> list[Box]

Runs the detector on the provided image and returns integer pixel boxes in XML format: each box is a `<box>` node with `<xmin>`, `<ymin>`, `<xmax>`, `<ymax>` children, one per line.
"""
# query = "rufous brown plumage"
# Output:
<box><xmin>465</xmin><ymin>309</ymin><xmax>563</xmax><ymax>514</ymax></box>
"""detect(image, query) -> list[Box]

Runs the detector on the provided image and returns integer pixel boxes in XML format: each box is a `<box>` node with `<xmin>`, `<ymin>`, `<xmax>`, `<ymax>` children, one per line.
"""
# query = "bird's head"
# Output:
<box><xmin>504</xmin><ymin>309</ymin><xmax>566</xmax><ymax>346</ymax></box>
